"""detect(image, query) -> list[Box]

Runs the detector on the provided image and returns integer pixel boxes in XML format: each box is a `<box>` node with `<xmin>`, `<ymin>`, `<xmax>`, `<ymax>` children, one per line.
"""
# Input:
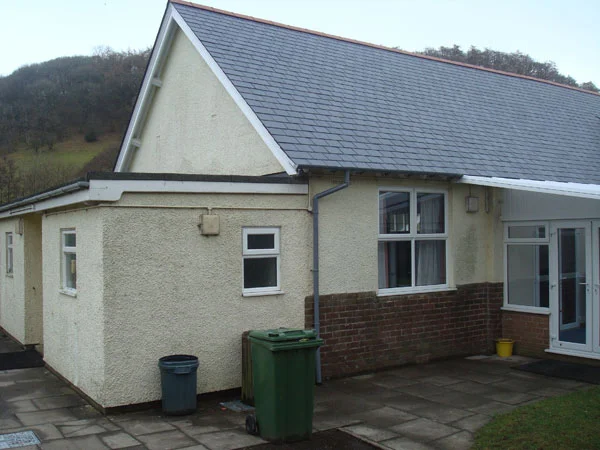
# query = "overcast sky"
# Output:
<box><xmin>1</xmin><ymin>0</ymin><xmax>598</xmax><ymax>85</ymax></box>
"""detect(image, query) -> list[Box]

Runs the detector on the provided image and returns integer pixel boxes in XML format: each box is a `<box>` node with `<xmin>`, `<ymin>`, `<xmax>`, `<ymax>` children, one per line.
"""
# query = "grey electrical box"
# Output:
<box><xmin>200</xmin><ymin>214</ymin><xmax>220</xmax><ymax>235</ymax></box>
<box><xmin>465</xmin><ymin>196</ymin><xmax>479</xmax><ymax>213</ymax></box>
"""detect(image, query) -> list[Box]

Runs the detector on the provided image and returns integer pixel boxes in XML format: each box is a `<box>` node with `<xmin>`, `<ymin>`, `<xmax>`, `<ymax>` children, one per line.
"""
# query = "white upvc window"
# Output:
<box><xmin>378</xmin><ymin>188</ymin><xmax>448</xmax><ymax>294</ymax></box>
<box><xmin>242</xmin><ymin>227</ymin><xmax>281</xmax><ymax>296</ymax></box>
<box><xmin>61</xmin><ymin>229</ymin><xmax>77</xmax><ymax>295</ymax></box>
<box><xmin>5</xmin><ymin>232</ymin><xmax>13</xmax><ymax>275</ymax></box>
<box><xmin>504</xmin><ymin>222</ymin><xmax>549</xmax><ymax>312</ymax></box>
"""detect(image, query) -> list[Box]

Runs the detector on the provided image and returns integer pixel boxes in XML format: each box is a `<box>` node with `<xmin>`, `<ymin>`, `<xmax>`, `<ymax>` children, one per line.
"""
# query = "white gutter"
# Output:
<box><xmin>457</xmin><ymin>176</ymin><xmax>600</xmax><ymax>200</ymax></box>
<box><xmin>0</xmin><ymin>179</ymin><xmax>308</xmax><ymax>220</ymax></box>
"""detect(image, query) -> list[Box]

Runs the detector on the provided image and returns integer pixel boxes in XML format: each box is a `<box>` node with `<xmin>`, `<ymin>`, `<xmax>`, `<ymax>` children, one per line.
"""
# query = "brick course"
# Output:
<box><xmin>305</xmin><ymin>282</ymin><xmax>503</xmax><ymax>379</ymax></box>
<box><xmin>501</xmin><ymin>310</ymin><xmax>549</xmax><ymax>357</ymax></box>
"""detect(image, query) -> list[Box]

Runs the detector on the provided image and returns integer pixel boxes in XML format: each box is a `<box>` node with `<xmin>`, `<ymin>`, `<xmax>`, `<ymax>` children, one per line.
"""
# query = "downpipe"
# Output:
<box><xmin>312</xmin><ymin>170</ymin><xmax>350</xmax><ymax>384</ymax></box>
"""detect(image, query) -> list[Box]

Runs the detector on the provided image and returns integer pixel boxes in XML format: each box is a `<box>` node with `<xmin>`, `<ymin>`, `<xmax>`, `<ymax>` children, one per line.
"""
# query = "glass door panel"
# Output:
<box><xmin>558</xmin><ymin>228</ymin><xmax>586</xmax><ymax>344</ymax></box>
<box><xmin>552</xmin><ymin>222</ymin><xmax>591</xmax><ymax>352</ymax></box>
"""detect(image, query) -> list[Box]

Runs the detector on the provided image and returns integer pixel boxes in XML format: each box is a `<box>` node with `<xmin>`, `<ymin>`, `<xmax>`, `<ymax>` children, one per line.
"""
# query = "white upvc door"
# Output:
<box><xmin>550</xmin><ymin>221</ymin><xmax>592</xmax><ymax>352</ymax></box>
<box><xmin>592</xmin><ymin>221</ymin><xmax>600</xmax><ymax>354</ymax></box>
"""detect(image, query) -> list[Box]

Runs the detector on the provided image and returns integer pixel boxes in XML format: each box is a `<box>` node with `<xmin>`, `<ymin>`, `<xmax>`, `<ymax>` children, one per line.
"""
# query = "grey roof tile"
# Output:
<box><xmin>174</xmin><ymin>3</ymin><xmax>600</xmax><ymax>183</ymax></box>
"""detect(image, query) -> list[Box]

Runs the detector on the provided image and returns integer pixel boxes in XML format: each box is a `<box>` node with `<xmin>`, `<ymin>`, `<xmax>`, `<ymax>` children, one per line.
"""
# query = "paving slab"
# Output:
<box><xmin>450</xmin><ymin>413</ymin><xmax>492</xmax><ymax>433</ymax></box>
<box><xmin>136</xmin><ymin>429</ymin><xmax>197</xmax><ymax>450</ymax></box>
<box><xmin>101</xmin><ymin>432</ymin><xmax>142</xmax><ymax>449</ymax></box>
<box><xmin>118</xmin><ymin>418</ymin><xmax>176</xmax><ymax>436</ymax></box>
<box><xmin>40</xmin><ymin>434</ymin><xmax>109</xmax><ymax>449</ymax></box>
<box><xmin>380</xmin><ymin>435</ymin><xmax>437</xmax><ymax>449</ymax></box>
<box><xmin>350</xmin><ymin>406</ymin><xmax>417</xmax><ymax>428</ymax></box>
<box><xmin>389</xmin><ymin>418</ymin><xmax>459</xmax><ymax>442</ymax></box>
<box><xmin>193</xmin><ymin>429</ymin><xmax>266</xmax><ymax>450</ymax></box>
<box><xmin>33</xmin><ymin>394</ymin><xmax>86</xmax><ymax>410</ymax></box>
<box><xmin>409</xmin><ymin>404</ymin><xmax>473</xmax><ymax>424</ymax></box>
<box><xmin>433</xmin><ymin>430</ymin><xmax>474</xmax><ymax>450</ymax></box>
<box><xmin>343</xmin><ymin>423</ymin><xmax>399</xmax><ymax>442</ymax></box>
<box><xmin>17</xmin><ymin>408</ymin><xmax>78</xmax><ymax>426</ymax></box>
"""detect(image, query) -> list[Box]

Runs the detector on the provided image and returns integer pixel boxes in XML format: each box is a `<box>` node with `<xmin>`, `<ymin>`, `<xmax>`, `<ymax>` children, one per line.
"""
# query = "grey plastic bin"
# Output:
<box><xmin>158</xmin><ymin>355</ymin><xmax>199</xmax><ymax>415</ymax></box>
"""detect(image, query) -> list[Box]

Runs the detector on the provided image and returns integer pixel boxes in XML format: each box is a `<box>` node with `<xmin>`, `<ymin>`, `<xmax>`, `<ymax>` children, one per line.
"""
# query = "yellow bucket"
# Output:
<box><xmin>496</xmin><ymin>339</ymin><xmax>514</xmax><ymax>357</ymax></box>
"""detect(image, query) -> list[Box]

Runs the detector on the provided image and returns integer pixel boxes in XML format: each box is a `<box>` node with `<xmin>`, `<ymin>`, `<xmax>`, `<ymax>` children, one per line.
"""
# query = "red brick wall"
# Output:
<box><xmin>305</xmin><ymin>282</ymin><xmax>503</xmax><ymax>379</ymax></box>
<box><xmin>502</xmin><ymin>310</ymin><xmax>549</xmax><ymax>357</ymax></box>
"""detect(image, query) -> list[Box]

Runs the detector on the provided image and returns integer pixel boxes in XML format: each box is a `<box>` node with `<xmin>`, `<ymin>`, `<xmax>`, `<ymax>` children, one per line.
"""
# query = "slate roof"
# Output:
<box><xmin>172</xmin><ymin>2</ymin><xmax>600</xmax><ymax>184</ymax></box>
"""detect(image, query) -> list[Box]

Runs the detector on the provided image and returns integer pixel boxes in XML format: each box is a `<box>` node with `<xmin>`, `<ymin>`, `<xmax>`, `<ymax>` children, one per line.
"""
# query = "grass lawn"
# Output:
<box><xmin>473</xmin><ymin>385</ymin><xmax>600</xmax><ymax>449</ymax></box>
<box><xmin>7</xmin><ymin>132</ymin><xmax>121</xmax><ymax>172</ymax></box>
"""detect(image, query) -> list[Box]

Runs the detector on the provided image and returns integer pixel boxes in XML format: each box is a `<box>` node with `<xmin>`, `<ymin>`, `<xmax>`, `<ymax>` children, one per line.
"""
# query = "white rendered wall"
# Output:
<box><xmin>0</xmin><ymin>219</ymin><xmax>25</xmax><ymax>342</ymax></box>
<box><xmin>312</xmin><ymin>175</ymin><xmax>503</xmax><ymax>296</ymax></box>
<box><xmin>23</xmin><ymin>215</ymin><xmax>43</xmax><ymax>346</ymax></box>
<box><xmin>130</xmin><ymin>28</ymin><xmax>284</xmax><ymax>176</ymax></box>
<box><xmin>42</xmin><ymin>208</ymin><xmax>106</xmax><ymax>404</ymax></box>
<box><xmin>100</xmin><ymin>192</ymin><xmax>311</xmax><ymax>407</ymax></box>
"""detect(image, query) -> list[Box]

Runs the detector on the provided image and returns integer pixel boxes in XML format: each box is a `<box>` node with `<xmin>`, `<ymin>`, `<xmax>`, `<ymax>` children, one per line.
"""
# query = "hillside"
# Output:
<box><xmin>0</xmin><ymin>48</ymin><xmax>148</xmax><ymax>203</ymax></box>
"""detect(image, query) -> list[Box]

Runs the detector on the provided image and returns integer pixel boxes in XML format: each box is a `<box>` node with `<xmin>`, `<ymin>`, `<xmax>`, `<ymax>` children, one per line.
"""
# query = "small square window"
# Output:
<box><xmin>61</xmin><ymin>230</ymin><xmax>77</xmax><ymax>294</ymax></box>
<box><xmin>6</xmin><ymin>232</ymin><xmax>13</xmax><ymax>275</ymax></box>
<box><xmin>243</xmin><ymin>228</ymin><xmax>280</xmax><ymax>295</ymax></box>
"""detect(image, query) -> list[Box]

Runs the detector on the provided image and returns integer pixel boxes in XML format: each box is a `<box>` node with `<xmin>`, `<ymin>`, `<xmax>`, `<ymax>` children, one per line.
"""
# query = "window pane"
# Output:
<box><xmin>415</xmin><ymin>240</ymin><xmax>446</xmax><ymax>286</ymax></box>
<box><xmin>417</xmin><ymin>193</ymin><xmax>444</xmax><ymax>234</ymax></box>
<box><xmin>6</xmin><ymin>233</ymin><xmax>12</xmax><ymax>245</ymax></box>
<box><xmin>64</xmin><ymin>233</ymin><xmax>76</xmax><ymax>247</ymax></box>
<box><xmin>507</xmin><ymin>244</ymin><xmax>549</xmax><ymax>307</ymax></box>
<box><xmin>247</xmin><ymin>233</ymin><xmax>275</xmax><ymax>250</ymax></box>
<box><xmin>379</xmin><ymin>191</ymin><xmax>410</xmax><ymax>234</ymax></box>
<box><xmin>508</xmin><ymin>225</ymin><xmax>545</xmax><ymax>239</ymax></box>
<box><xmin>244</xmin><ymin>257</ymin><xmax>277</xmax><ymax>289</ymax></box>
<box><xmin>65</xmin><ymin>253</ymin><xmax>77</xmax><ymax>289</ymax></box>
<box><xmin>7</xmin><ymin>247</ymin><xmax>13</xmax><ymax>273</ymax></box>
<box><xmin>378</xmin><ymin>241</ymin><xmax>411</xmax><ymax>288</ymax></box>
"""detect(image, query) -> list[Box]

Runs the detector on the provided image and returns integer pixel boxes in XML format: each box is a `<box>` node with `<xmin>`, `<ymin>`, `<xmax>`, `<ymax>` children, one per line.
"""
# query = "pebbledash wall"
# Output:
<box><xmin>100</xmin><ymin>191</ymin><xmax>311</xmax><ymax>408</ymax></box>
<box><xmin>0</xmin><ymin>216</ymin><xmax>43</xmax><ymax>347</ymax></box>
<box><xmin>306</xmin><ymin>176</ymin><xmax>505</xmax><ymax>377</ymax></box>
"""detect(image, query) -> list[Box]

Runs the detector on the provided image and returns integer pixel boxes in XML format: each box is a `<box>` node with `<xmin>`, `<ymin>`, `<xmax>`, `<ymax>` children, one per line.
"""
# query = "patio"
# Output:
<box><xmin>0</xmin><ymin>355</ymin><xmax>591</xmax><ymax>450</ymax></box>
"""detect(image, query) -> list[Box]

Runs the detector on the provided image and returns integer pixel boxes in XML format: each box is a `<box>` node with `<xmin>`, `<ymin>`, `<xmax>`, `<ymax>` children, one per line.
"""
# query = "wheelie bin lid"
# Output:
<box><xmin>249</xmin><ymin>328</ymin><xmax>323</xmax><ymax>351</ymax></box>
<box><xmin>249</xmin><ymin>328</ymin><xmax>317</xmax><ymax>342</ymax></box>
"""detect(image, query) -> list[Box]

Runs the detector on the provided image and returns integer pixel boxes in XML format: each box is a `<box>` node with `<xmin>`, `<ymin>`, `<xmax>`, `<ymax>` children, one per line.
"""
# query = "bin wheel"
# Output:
<box><xmin>245</xmin><ymin>414</ymin><xmax>259</xmax><ymax>436</ymax></box>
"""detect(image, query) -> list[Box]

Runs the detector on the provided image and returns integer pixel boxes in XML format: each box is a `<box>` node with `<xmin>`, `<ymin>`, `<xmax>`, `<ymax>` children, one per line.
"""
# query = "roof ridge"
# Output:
<box><xmin>170</xmin><ymin>0</ymin><xmax>599</xmax><ymax>97</ymax></box>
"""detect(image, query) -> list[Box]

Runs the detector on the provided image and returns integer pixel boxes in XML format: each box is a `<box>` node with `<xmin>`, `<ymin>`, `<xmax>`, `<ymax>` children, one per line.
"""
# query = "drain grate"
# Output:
<box><xmin>0</xmin><ymin>431</ymin><xmax>40</xmax><ymax>449</ymax></box>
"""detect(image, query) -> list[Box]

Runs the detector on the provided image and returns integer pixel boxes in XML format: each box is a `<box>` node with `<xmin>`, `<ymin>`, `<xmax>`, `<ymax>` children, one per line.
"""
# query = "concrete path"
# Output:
<box><xmin>0</xmin><ymin>356</ymin><xmax>591</xmax><ymax>450</ymax></box>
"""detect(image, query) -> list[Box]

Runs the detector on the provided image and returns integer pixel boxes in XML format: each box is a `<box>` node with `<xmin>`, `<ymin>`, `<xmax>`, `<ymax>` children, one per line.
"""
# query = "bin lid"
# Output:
<box><xmin>249</xmin><ymin>328</ymin><xmax>317</xmax><ymax>342</ymax></box>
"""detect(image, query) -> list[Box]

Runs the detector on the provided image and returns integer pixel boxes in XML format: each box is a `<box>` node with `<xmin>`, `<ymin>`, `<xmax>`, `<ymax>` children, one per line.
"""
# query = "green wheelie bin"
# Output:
<box><xmin>247</xmin><ymin>328</ymin><xmax>323</xmax><ymax>443</ymax></box>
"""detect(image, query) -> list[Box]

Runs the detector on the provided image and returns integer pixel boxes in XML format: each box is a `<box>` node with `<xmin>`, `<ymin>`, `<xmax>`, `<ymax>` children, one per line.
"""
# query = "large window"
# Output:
<box><xmin>61</xmin><ymin>230</ymin><xmax>77</xmax><ymax>294</ymax></box>
<box><xmin>378</xmin><ymin>189</ymin><xmax>447</xmax><ymax>293</ymax></box>
<box><xmin>242</xmin><ymin>228</ymin><xmax>280</xmax><ymax>295</ymax></box>
<box><xmin>505</xmin><ymin>223</ymin><xmax>549</xmax><ymax>310</ymax></box>
<box><xmin>5</xmin><ymin>232</ymin><xmax>13</xmax><ymax>275</ymax></box>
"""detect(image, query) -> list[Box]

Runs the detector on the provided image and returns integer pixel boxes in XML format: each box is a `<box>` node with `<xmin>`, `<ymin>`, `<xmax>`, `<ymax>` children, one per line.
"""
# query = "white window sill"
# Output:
<box><xmin>377</xmin><ymin>285</ymin><xmax>456</xmax><ymax>297</ymax></box>
<box><xmin>545</xmin><ymin>348</ymin><xmax>600</xmax><ymax>361</ymax></box>
<box><xmin>6</xmin><ymin>273</ymin><xmax>13</xmax><ymax>278</ymax></box>
<box><xmin>243</xmin><ymin>290</ymin><xmax>284</xmax><ymax>298</ymax></box>
<box><xmin>59</xmin><ymin>289</ymin><xmax>77</xmax><ymax>298</ymax></box>
<box><xmin>501</xmin><ymin>306</ymin><xmax>550</xmax><ymax>315</ymax></box>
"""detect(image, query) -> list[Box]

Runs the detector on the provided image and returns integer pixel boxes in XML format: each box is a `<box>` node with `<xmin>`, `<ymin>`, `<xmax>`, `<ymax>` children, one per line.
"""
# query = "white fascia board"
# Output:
<box><xmin>0</xmin><ymin>179</ymin><xmax>308</xmax><ymax>219</ymax></box>
<box><xmin>0</xmin><ymin>190</ymin><xmax>91</xmax><ymax>220</ymax></box>
<box><xmin>171</xmin><ymin>8</ymin><xmax>298</xmax><ymax>176</ymax></box>
<box><xmin>88</xmin><ymin>179</ymin><xmax>308</xmax><ymax>201</ymax></box>
<box><xmin>458</xmin><ymin>175</ymin><xmax>600</xmax><ymax>200</ymax></box>
<box><xmin>114</xmin><ymin>5</ymin><xmax>177</xmax><ymax>172</ymax></box>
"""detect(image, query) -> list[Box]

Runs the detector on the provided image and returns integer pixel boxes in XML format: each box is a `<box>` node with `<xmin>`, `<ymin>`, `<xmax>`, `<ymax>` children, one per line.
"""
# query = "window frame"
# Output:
<box><xmin>242</xmin><ymin>227</ymin><xmax>281</xmax><ymax>296</ymax></box>
<box><xmin>60</xmin><ymin>229</ymin><xmax>77</xmax><ymax>296</ymax></box>
<box><xmin>5</xmin><ymin>232</ymin><xmax>13</xmax><ymax>276</ymax></box>
<box><xmin>503</xmin><ymin>221</ymin><xmax>550</xmax><ymax>313</ymax></box>
<box><xmin>377</xmin><ymin>187</ymin><xmax>449</xmax><ymax>295</ymax></box>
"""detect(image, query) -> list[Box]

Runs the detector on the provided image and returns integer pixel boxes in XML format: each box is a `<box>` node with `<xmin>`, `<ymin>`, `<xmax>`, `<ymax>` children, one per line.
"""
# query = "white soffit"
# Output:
<box><xmin>458</xmin><ymin>175</ymin><xmax>600</xmax><ymax>200</ymax></box>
